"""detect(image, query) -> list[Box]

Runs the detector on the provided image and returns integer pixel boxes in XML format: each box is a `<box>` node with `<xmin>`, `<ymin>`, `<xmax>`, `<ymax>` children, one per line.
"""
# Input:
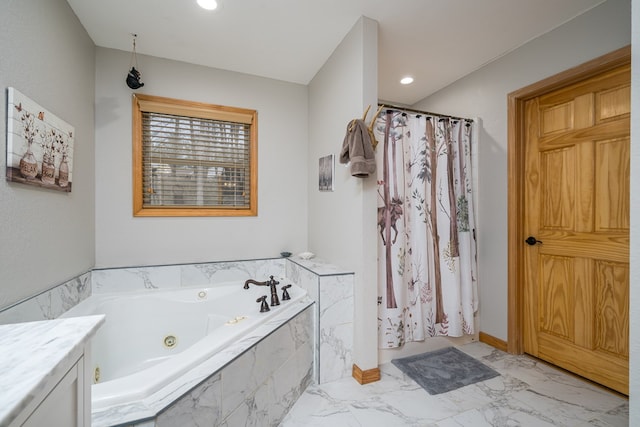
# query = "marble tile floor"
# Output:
<box><xmin>280</xmin><ymin>342</ymin><xmax>628</xmax><ymax>427</ymax></box>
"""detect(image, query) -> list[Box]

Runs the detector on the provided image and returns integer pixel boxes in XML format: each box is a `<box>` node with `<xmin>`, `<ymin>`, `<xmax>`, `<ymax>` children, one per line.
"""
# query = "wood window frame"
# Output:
<box><xmin>132</xmin><ymin>94</ymin><xmax>258</xmax><ymax>217</ymax></box>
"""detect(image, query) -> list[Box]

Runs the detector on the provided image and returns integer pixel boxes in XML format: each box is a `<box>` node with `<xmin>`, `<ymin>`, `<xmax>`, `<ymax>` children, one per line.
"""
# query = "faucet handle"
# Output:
<box><xmin>256</xmin><ymin>296</ymin><xmax>270</xmax><ymax>312</ymax></box>
<box><xmin>281</xmin><ymin>284</ymin><xmax>292</xmax><ymax>301</ymax></box>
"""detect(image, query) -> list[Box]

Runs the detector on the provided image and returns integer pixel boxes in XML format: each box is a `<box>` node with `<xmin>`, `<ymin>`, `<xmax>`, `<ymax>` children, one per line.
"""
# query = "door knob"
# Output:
<box><xmin>525</xmin><ymin>236</ymin><xmax>542</xmax><ymax>246</ymax></box>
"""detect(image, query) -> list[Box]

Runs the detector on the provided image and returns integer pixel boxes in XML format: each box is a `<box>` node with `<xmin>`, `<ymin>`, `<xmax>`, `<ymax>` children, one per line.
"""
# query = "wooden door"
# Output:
<box><xmin>522</xmin><ymin>62</ymin><xmax>630</xmax><ymax>394</ymax></box>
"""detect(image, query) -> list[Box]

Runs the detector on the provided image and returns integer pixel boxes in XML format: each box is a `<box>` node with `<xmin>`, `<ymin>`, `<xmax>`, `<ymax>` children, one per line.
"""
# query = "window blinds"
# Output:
<box><xmin>141</xmin><ymin>111</ymin><xmax>251</xmax><ymax>208</ymax></box>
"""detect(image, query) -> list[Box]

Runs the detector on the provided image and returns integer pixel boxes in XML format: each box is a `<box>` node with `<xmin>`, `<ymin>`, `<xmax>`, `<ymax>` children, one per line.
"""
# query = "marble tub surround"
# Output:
<box><xmin>0</xmin><ymin>315</ymin><xmax>105</xmax><ymax>426</ymax></box>
<box><xmin>92</xmin><ymin>300</ymin><xmax>313</xmax><ymax>427</ymax></box>
<box><xmin>93</xmin><ymin>258</ymin><xmax>286</xmax><ymax>293</ymax></box>
<box><xmin>0</xmin><ymin>257</ymin><xmax>344</xmax><ymax>425</ymax></box>
<box><xmin>287</xmin><ymin>254</ymin><xmax>353</xmax><ymax>276</ymax></box>
<box><xmin>104</xmin><ymin>305</ymin><xmax>314</xmax><ymax>427</ymax></box>
<box><xmin>0</xmin><ymin>271</ymin><xmax>92</xmax><ymax>325</ymax></box>
<box><xmin>281</xmin><ymin>341</ymin><xmax>629</xmax><ymax>426</ymax></box>
<box><xmin>0</xmin><ymin>258</ymin><xmax>286</xmax><ymax>325</ymax></box>
<box><xmin>286</xmin><ymin>256</ymin><xmax>355</xmax><ymax>384</ymax></box>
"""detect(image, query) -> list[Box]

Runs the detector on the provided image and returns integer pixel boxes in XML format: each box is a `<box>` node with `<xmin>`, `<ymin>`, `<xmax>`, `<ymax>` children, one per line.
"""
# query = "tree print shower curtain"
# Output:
<box><xmin>375</xmin><ymin>109</ymin><xmax>477</xmax><ymax>348</ymax></box>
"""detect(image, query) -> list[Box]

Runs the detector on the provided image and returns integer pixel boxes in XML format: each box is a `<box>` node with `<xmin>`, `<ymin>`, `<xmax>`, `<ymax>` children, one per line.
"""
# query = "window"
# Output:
<box><xmin>132</xmin><ymin>94</ymin><xmax>257</xmax><ymax>217</ymax></box>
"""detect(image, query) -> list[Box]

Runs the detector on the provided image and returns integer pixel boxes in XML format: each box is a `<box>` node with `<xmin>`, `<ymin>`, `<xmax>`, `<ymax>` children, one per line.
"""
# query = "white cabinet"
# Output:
<box><xmin>20</xmin><ymin>356</ymin><xmax>86</xmax><ymax>427</ymax></box>
<box><xmin>0</xmin><ymin>316</ymin><xmax>103</xmax><ymax>427</ymax></box>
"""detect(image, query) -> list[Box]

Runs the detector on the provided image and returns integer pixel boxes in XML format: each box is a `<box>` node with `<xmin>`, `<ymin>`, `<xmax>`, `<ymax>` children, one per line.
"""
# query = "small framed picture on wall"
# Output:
<box><xmin>318</xmin><ymin>154</ymin><xmax>334</xmax><ymax>192</ymax></box>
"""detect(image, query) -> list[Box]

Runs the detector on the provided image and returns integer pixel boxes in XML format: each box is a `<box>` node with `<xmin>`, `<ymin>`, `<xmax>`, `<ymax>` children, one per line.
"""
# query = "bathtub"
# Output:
<box><xmin>60</xmin><ymin>279</ymin><xmax>310</xmax><ymax>413</ymax></box>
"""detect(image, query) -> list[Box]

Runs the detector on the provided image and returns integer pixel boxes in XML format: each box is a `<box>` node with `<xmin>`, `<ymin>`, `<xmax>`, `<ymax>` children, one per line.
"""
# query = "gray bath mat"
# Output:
<box><xmin>391</xmin><ymin>347</ymin><xmax>499</xmax><ymax>395</ymax></box>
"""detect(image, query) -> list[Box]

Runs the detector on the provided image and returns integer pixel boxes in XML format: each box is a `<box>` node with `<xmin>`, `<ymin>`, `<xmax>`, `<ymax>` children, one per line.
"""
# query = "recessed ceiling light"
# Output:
<box><xmin>400</xmin><ymin>76</ymin><xmax>414</xmax><ymax>85</ymax></box>
<box><xmin>197</xmin><ymin>0</ymin><xmax>218</xmax><ymax>10</ymax></box>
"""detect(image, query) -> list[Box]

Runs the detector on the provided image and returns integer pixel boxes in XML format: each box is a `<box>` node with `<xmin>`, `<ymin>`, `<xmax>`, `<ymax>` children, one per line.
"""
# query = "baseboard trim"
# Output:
<box><xmin>479</xmin><ymin>332</ymin><xmax>508</xmax><ymax>352</ymax></box>
<box><xmin>352</xmin><ymin>364</ymin><xmax>381</xmax><ymax>385</ymax></box>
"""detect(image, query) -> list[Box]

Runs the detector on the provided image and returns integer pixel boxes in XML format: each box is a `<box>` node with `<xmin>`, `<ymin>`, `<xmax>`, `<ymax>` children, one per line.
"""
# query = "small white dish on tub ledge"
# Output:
<box><xmin>298</xmin><ymin>252</ymin><xmax>315</xmax><ymax>260</ymax></box>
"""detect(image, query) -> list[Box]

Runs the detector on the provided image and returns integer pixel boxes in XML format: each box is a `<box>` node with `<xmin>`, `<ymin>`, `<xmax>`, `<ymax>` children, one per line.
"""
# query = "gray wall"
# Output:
<box><xmin>94</xmin><ymin>48</ymin><xmax>308</xmax><ymax>267</ymax></box>
<box><xmin>0</xmin><ymin>0</ymin><xmax>95</xmax><ymax>310</ymax></box>
<box><xmin>414</xmin><ymin>0</ymin><xmax>631</xmax><ymax>341</ymax></box>
<box><xmin>307</xmin><ymin>17</ymin><xmax>379</xmax><ymax>371</ymax></box>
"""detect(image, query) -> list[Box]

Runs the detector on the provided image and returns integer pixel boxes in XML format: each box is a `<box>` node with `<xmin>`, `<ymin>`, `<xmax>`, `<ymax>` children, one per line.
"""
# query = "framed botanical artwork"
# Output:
<box><xmin>319</xmin><ymin>154</ymin><xmax>334</xmax><ymax>192</ymax></box>
<box><xmin>6</xmin><ymin>87</ymin><xmax>74</xmax><ymax>192</ymax></box>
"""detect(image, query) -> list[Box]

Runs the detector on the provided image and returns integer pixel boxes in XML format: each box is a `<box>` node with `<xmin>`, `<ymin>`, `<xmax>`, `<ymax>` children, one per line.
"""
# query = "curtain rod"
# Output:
<box><xmin>378</xmin><ymin>103</ymin><xmax>473</xmax><ymax>123</ymax></box>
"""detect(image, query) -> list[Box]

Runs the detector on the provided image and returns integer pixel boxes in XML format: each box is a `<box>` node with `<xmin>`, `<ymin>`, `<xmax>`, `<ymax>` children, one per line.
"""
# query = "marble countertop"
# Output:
<box><xmin>288</xmin><ymin>255</ymin><xmax>354</xmax><ymax>276</ymax></box>
<box><xmin>0</xmin><ymin>315</ymin><xmax>105</xmax><ymax>426</ymax></box>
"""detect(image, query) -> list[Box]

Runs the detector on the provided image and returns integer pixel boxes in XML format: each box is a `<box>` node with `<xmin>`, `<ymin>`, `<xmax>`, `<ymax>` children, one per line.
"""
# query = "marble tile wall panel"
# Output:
<box><xmin>261</xmin><ymin>307</ymin><xmax>313</xmax><ymax>426</ymax></box>
<box><xmin>180</xmin><ymin>258</ymin><xmax>285</xmax><ymax>288</ymax></box>
<box><xmin>268</xmin><ymin>339</ymin><xmax>313</xmax><ymax>425</ymax></box>
<box><xmin>92</xmin><ymin>265</ymin><xmax>181</xmax><ymax>293</ymax></box>
<box><xmin>93</xmin><ymin>259</ymin><xmax>285</xmax><ymax>294</ymax></box>
<box><xmin>0</xmin><ymin>272</ymin><xmax>91</xmax><ymax>325</ymax></box>
<box><xmin>285</xmin><ymin>259</ymin><xmax>320</xmax><ymax>299</ymax></box>
<box><xmin>220</xmin><ymin>307</ymin><xmax>312</xmax><ymax>422</ymax></box>
<box><xmin>220</xmin><ymin>380</ymin><xmax>270</xmax><ymax>427</ymax></box>
<box><xmin>319</xmin><ymin>323</ymin><xmax>353</xmax><ymax>383</ymax></box>
<box><xmin>285</xmin><ymin>258</ymin><xmax>355</xmax><ymax>384</ymax></box>
<box><xmin>318</xmin><ymin>274</ymin><xmax>353</xmax><ymax>327</ymax></box>
<box><xmin>318</xmin><ymin>274</ymin><xmax>353</xmax><ymax>383</ymax></box>
<box><xmin>152</xmin><ymin>306</ymin><xmax>312</xmax><ymax>427</ymax></box>
<box><xmin>221</xmin><ymin>346</ymin><xmax>262</xmax><ymax>417</ymax></box>
<box><xmin>155</xmin><ymin>373</ymin><xmax>222</xmax><ymax>427</ymax></box>
<box><xmin>285</xmin><ymin>259</ymin><xmax>320</xmax><ymax>382</ymax></box>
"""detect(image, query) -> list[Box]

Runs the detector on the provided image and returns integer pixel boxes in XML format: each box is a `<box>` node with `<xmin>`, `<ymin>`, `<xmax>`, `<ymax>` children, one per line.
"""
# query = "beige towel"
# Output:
<box><xmin>339</xmin><ymin>119</ymin><xmax>376</xmax><ymax>178</ymax></box>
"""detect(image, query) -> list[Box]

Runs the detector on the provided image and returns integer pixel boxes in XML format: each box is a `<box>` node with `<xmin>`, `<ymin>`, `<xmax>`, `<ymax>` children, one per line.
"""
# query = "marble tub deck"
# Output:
<box><xmin>280</xmin><ymin>342</ymin><xmax>628</xmax><ymax>427</ymax></box>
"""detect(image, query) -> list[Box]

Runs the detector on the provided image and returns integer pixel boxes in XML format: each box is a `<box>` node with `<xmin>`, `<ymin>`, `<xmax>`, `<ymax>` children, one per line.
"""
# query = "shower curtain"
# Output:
<box><xmin>375</xmin><ymin>109</ymin><xmax>477</xmax><ymax>348</ymax></box>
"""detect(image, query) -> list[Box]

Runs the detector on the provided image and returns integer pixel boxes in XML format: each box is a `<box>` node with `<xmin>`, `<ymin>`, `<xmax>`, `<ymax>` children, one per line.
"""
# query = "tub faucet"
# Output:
<box><xmin>243</xmin><ymin>276</ymin><xmax>280</xmax><ymax>307</ymax></box>
<box><xmin>268</xmin><ymin>276</ymin><xmax>280</xmax><ymax>306</ymax></box>
<box><xmin>244</xmin><ymin>278</ymin><xmax>268</xmax><ymax>289</ymax></box>
<box><xmin>256</xmin><ymin>296</ymin><xmax>270</xmax><ymax>312</ymax></box>
<box><xmin>281</xmin><ymin>284</ymin><xmax>292</xmax><ymax>301</ymax></box>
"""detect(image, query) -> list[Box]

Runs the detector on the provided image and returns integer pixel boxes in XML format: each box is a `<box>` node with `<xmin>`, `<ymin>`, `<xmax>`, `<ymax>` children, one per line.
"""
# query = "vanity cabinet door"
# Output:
<box><xmin>21</xmin><ymin>357</ymin><xmax>84</xmax><ymax>427</ymax></box>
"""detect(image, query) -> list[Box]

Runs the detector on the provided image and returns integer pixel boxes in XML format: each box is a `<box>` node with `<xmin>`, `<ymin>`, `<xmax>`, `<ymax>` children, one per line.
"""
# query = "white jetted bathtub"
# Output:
<box><xmin>61</xmin><ymin>279</ymin><xmax>308</xmax><ymax>411</ymax></box>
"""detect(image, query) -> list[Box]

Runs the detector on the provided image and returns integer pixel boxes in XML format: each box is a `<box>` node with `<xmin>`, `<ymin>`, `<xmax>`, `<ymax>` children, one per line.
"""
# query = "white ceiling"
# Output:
<box><xmin>66</xmin><ymin>0</ymin><xmax>605</xmax><ymax>105</ymax></box>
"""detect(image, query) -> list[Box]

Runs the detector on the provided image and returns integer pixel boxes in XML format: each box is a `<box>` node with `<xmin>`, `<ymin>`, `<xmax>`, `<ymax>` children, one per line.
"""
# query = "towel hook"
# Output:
<box><xmin>367</xmin><ymin>105</ymin><xmax>384</xmax><ymax>150</ymax></box>
<box><xmin>346</xmin><ymin>104</ymin><xmax>383</xmax><ymax>150</ymax></box>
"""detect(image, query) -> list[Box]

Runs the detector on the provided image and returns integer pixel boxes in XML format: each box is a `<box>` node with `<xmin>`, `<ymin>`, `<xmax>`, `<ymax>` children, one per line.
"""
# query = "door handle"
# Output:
<box><xmin>525</xmin><ymin>236</ymin><xmax>542</xmax><ymax>246</ymax></box>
